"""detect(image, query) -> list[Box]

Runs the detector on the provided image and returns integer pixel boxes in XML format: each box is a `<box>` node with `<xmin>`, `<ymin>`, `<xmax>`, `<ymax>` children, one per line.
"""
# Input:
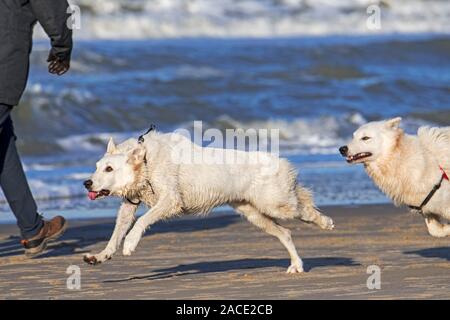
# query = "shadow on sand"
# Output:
<box><xmin>104</xmin><ymin>257</ymin><xmax>360</xmax><ymax>282</ymax></box>
<box><xmin>0</xmin><ymin>214</ymin><xmax>240</xmax><ymax>259</ymax></box>
<box><xmin>404</xmin><ymin>247</ymin><xmax>450</xmax><ymax>261</ymax></box>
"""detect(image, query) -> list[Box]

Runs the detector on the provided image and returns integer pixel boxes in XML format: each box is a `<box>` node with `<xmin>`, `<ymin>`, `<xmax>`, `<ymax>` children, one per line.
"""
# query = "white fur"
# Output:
<box><xmin>344</xmin><ymin>118</ymin><xmax>450</xmax><ymax>237</ymax></box>
<box><xmin>84</xmin><ymin>131</ymin><xmax>334</xmax><ymax>273</ymax></box>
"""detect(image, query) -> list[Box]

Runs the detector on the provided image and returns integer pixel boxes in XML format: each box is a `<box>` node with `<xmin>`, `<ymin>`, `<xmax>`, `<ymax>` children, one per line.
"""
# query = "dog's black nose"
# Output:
<box><xmin>339</xmin><ymin>146</ymin><xmax>348</xmax><ymax>156</ymax></box>
<box><xmin>83</xmin><ymin>179</ymin><xmax>93</xmax><ymax>190</ymax></box>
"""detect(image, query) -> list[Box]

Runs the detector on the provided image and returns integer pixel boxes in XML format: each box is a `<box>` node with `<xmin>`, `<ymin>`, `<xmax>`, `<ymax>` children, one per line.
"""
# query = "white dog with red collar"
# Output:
<box><xmin>340</xmin><ymin>117</ymin><xmax>450</xmax><ymax>237</ymax></box>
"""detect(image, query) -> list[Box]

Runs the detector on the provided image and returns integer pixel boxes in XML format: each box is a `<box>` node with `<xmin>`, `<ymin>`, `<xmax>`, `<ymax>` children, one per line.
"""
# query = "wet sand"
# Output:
<box><xmin>0</xmin><ymin>204</ymin><xmax>449</xmax><ymax>299</ymax></box>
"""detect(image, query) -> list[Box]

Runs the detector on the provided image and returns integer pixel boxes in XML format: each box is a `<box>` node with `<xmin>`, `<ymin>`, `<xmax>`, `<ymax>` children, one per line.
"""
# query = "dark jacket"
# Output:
<box><xmin>0</xmin><ymin>0</ymin><xmax>73</xmax><ymax>106</ymax></box>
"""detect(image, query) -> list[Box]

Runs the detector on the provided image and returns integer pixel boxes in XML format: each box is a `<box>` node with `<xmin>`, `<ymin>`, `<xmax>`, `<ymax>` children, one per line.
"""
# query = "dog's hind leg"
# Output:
<box><xmin>425</xmin><ymin>215</ymin><xmax>450</xmax><ymax>238</ymax></box>
<box><xmin>232</xmin><ymin>202</ymin><xmax>304</xmax><ymax>274</ymax></box>
<box><xmin>84</xmin><ymin>201</ymin><xmax>138</xmax><ymax>265</ymax></box>
<box><xmin>296</xmin><ymin>185</ymin><xmax>334</xmax><ymax>230</ymax></box>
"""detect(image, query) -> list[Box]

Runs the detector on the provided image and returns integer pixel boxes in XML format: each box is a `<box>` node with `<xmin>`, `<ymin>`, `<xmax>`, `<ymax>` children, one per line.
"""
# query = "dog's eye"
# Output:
<box><xmin>361</xmin><ymin>136</ymin><xmax>371</xmax><ymax>141</ymax></box>
<box><xmin>105</xmin><ymin>166</ymin><xmax>114</xmax><ymax>172</ymax></box>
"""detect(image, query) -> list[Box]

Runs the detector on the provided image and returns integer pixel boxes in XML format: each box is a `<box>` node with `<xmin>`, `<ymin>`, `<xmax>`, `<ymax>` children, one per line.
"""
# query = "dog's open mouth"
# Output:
<box><xmin>346</xmin><ymin>152</ymin><xmax>372</xmax><ymax>163</ymax></box>
<box><xmin>88</xmin><ymin>189</ymin><xmax>110</xmax><ymax>200</ymax></box>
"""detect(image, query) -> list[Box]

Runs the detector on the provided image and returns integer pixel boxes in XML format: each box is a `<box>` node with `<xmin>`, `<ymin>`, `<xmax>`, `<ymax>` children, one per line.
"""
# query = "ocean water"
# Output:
<box><xmin>0</xmin><ymin>2</ymin><xmax>449</xmax><ymax>221</ymax></box>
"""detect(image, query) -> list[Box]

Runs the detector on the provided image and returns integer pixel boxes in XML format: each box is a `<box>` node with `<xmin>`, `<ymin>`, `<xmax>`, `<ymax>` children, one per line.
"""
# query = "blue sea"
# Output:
<box><xmin>1</xmin><ymin>0</ymin><xmax>449</xmax><ymax>222</ymax></box>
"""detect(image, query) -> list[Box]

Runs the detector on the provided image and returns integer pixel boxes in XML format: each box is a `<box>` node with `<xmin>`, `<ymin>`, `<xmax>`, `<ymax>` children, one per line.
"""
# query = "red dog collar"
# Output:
<box><xmin>440</xmin><ymin>166</ymin><xmax>449</xmax><ymax>181</ymax></box>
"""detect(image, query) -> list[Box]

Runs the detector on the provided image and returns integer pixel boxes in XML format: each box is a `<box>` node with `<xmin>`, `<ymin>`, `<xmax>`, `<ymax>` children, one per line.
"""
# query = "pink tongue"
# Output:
<box><xmin>88</xmin><ymin>192</ymin><xmax>98</xmax><ymax>201</ymax></box>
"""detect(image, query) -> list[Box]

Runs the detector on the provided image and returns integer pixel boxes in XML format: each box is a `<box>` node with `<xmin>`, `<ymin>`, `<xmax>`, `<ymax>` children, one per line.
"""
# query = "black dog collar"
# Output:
<box><xmin>409</xmin><ymin>166</ymin><xmax>449</xmax><ymax>214</ymax></box>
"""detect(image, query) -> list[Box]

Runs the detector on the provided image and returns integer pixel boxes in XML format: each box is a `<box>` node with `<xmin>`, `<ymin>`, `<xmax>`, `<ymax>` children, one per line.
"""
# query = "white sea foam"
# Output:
<box><xmin>207</xmin><ymin>114</ymin><xmax>367</xmax><ymax>154</ymax></box>
<box><xmin>32</xmin><ymin>0</ymin><xmax>450</xmax><ymax>39</ymax></box>
<box><xmin>56</xmin><ymin>131</ymin><xmax>136</xmax><ymax>153</ymax></box>
<box><xmin>65</xmin><ymin>173</ymin><xmax>92</xmax><ymax>180</ymax></box>
<box><xmin>23</xmin><ymin>164</ymin><xmax>58</xmax><ymax>171</ymax></box>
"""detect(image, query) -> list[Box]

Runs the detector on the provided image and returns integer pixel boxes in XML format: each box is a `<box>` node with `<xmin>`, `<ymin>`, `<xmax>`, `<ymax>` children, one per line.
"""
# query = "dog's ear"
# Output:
<box><xmin>385</xmin><ymin>117</ymin><xmax>402</xmax><ymax>130</ymax></box>
<box><xmin>127</xmin><ymin>145</ymin><xmax>146</xmax><ymax>166</ymax></box>
<box><xmin>106</xmin><ymin>137</ymin><xmax>116</xmax><ymax>154</ymax></box>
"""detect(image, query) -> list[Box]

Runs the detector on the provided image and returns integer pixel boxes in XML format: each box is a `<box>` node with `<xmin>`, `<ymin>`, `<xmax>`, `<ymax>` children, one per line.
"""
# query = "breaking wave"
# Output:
<box><xmin>31</xmin><ymin>0</ymin><xmax>450</xmax><ymax>39</ymax></box>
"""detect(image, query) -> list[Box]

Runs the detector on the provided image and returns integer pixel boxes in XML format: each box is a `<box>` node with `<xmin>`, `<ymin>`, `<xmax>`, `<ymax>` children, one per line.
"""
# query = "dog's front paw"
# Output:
<box><xmin>123</xmin><ymin>228</ymin><xmax>142</xmax><ymax>256</ymax></box>
<box><xmin>286</xmin><ymin>262</ymin><xmax>304</xmax><ymax>274</ymax></box>
<box><xmin>319</xmin><ymin>215</ymin><xmax>335</xmax><ymax>230</ymax></box>
<box><xmin>84</xmin><ymin>254</ymin><xmax>101</xmax><ymax>265</ymax></box>
<box><xmin>83</xmin><ymin>252</ymin><xmax>112</xmax><ymax>265</ymax></box>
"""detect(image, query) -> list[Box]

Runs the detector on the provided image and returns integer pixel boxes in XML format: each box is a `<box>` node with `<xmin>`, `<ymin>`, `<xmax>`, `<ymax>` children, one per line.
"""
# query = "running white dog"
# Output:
<box><xmin>340</xmin><ymin>117</ymin><xmax>450</xmax><ymax>237</ymax></box>
<box><xmin>83</xmin><ymin>130</ymin><xmax>334</xmax><ymax>273</ymax></box>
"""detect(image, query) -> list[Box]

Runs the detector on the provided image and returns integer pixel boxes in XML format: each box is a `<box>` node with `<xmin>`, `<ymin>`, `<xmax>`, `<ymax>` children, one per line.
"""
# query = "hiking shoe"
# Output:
<box><xmin>21</xmin><ymin>216</ymin><xmax>68</xmax><ymax>257</ymax></box>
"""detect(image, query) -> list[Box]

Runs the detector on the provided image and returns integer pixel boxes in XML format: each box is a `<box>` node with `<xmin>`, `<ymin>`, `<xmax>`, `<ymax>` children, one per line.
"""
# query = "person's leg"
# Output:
<box><xmin>0</xmin><ymin>104</ymin><xmax>12</xmax><ymax>129</ymax></box>
<box><xmin>0</xmin><ymin>104</ymin><xmax>43</xmax><ymax>239</ymax></box>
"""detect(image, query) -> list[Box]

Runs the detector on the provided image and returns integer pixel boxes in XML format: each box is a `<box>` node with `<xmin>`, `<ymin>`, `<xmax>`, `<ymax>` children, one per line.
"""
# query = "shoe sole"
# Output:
<box><xmin>25</xmin><ymin>220</ymin><xmax>68</xmax><ymax>258</ymax></box>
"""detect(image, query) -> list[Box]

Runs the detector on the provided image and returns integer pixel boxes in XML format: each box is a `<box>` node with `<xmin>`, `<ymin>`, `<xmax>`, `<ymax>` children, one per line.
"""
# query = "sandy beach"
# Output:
<box><xmin>0</xmin><ymin>204</ymin><xmax>449</xmax><ymax>299</ymax></box>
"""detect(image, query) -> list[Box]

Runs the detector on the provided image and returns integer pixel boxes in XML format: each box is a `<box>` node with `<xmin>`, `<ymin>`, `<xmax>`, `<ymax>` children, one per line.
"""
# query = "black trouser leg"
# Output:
<box><xmin>0</xmin><ymin>104</ymin><xmax>43</xmax><ymax>239</ymax></box>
